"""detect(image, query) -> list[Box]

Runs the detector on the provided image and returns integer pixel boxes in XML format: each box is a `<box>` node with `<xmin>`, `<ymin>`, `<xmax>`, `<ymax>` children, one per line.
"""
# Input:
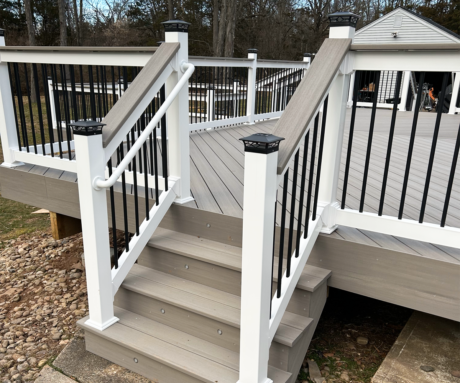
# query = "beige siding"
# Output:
<box><xmin>354</xmin><ymin>9</ymin><xmax>460</xmax><ymax>45</ymax></box>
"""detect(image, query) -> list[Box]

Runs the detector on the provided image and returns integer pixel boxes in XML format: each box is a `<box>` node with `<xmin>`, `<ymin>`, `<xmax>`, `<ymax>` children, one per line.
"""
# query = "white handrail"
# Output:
<box><xmin>93</xmin><ymin>62</ymin><xmax>195</xmax><ymax>190</ymax></box>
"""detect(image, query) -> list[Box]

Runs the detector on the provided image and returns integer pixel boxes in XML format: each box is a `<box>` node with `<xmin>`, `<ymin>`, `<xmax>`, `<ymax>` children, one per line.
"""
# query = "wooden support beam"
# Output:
<box><xmin>50</xmin><ymin>212</ymin><xmax>82</xmax><ymax>240</ymax></box>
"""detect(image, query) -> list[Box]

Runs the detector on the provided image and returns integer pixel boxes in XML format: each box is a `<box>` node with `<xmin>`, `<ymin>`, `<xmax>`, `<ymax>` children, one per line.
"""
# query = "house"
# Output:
<box><xmin>0</xmin><ymin>14</ymin><xmax>459</xmax><ymax>383</ymax></box>
<box><xmin>349</xmin><ymin>7</ymin><xmax>460</xmax><ymax>114</ymax></box>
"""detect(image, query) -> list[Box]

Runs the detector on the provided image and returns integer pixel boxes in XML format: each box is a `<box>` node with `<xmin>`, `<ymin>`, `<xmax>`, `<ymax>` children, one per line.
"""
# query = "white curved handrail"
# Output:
<box><xmin>93</xmin><ymin>62</ymin><xmax>195</xmax><ymax>190</ymax></box>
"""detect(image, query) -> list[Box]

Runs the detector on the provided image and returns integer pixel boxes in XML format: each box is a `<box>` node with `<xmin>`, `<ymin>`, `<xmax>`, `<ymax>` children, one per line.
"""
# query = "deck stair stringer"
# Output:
<box><xmin>78</xmin><ymin>226</ymin><xmax>331</xmax><ymax>383</ymax></box>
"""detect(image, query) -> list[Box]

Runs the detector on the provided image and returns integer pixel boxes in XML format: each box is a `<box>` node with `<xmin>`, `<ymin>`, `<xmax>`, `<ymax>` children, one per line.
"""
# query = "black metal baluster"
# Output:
<box><xmin>60</xmin><ymin>65</ymin><xmax>72</xmax><ymax>160</ymax></box>
<box><xmin>79</xmin><ymin>66</ymin><xmax>87</xmax><ymax>120</ymax></box>
<box><xmin>270</xmin><ymin>193</ymin><xmax>278</xmax><ymax>318</ymax></box>
<box><xmin>153</xmin><ymin>128</ymin><xmax>159</xmax><ymax>204</ymax></box>
<box><xmin>441</xmin><ymin>124</ymin><xmax>460</xmax><ymax>227</ymax></box>
<box><xmin>41</xmin><ymin>65</ymin><xmax>54</xmax><ymax>157</ymax></box>
<box><xmin>23</xmin><ymin>64</ymin><xmax>37</xmax><ymax>154</ymax></box>
<box><xmin>160</xmin><ymin>85</ymin><xmax>168</xmax><ymax>191</ymax></box>
<box><xmin>13</xmin><ymin>63</ymin><xmax>29</xmax><ymax>151</ymax></box>
<box><xmin>304</xmin><ymin>114</ymin><xmax>319</xmax><ymax>238</ymax></box>
<box><xmin>111</xmin><ymin>66</ymin><xmax>116</xmax><ymax>108</ymax></box>
<box><xmin>419</xmin><ymin>72</ymin><xmax>449</xmax><ymax>223</ymax></box>
<box><xmin>88</xmin><ymin>66</ymin><xmax>97</xmax><ymax>121</ymax></box>
<box><xmin>118</xmin><ymin>144</ymin><xmax>130</xmax><ymax>252</ymax></box>
<box><xmin>143</xmin><ymin>136</ymin><xmax>150</xmax><ymax>220</ymax></box>
<box><xmin>69</xmin><ymin>65</ymin><xmax>79</xmax><ymax>125</ymax></box>
<box><xmin>51</xmin><ymin>65</ymin><xmax>63</xmax><ymax>157</ymax></box>
<box><xmin>399</xmin><ymin>72</ymin><xmax>426</xmax><ymax>219</ymax></box>
<box><xmin>96</xmin><ymin>66</ymin><xmax>102</xmax><ymax>120</ymax></box>
<box><xmin>313</xmin><ymin>96</ymin><xmax>329</xmax><ymax>220</ymax></box>
<box><xmin>378</xmin><ymin>71</ymin><xmax>402</xmax><ymax>216</ymax></box>
<box><xmin>31</xmin><ymin>64</ymin><xmax>46</xmax><ymax>155</ymax></box>
<box><xmin>131</xmin><ymin>129</ymin><xmax>140</xmax><ymax>235</ymax></box>
<box><xmin>277</xmin><ymin>170</ymin><xmax>289</xmax><ymax>298</ymax></box>
<box><xmin>7</xmin><ymin>63</ymin><xmax>21</xmax><ymax>150</ymax></box>
<box><xmin>108</xmin><ymin>159</ymin><xmax>118</xmax><ymax>268</ymax></box>
<box><xmin>296</xmin><ymin>132</ymin><xmax>309</xmax><ymax>257</ymax></box>
<box><xmin>359</xmin><ymin>71</ymin><xmax>381</xmax><ymax>213</ymax></box>
<box><xmin>286</xmin><ymin>150</ymin><xmax>299</xmax><ymax>277</ymax></box>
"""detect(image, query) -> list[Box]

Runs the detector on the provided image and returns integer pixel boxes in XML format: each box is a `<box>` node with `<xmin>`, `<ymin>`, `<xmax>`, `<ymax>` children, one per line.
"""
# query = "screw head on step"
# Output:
<box><xmin>217</xmin><ymin>329</ymin><xmax>223</xmax><ymax>335</ymax></box>
<box><xmin>161</xmin><ymin>309</ymin><xmax>165</xmax><ymax>314</ymax></box>
<box><xmin>133</xmin><ymin>358</ymin><xmax>138</xmax><ymax>363</ymax></box>
<box><xmin>206</xmin><ymin>223</ymin><xmax>211</xmax><ymax>228</ymax></box>
<box><xmin>185</xmin><ymin>265</ymin><xmax>189</xmax><ymax>269</ymax></box>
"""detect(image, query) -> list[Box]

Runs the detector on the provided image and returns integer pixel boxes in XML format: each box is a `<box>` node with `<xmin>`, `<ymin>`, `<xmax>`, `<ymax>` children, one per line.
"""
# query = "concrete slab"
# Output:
<box><xmin>35</xmin><ymin>366</ymin><xmax>76</xmax><ymax>383</ymax></box>
<box><xmin>372</xmin><ymin>311</ymin><xmax>460</xmax><ymax>383</ymax></box>
<box><xmin>52</xmin><ymin>332</ymin><xmax>152</xmax><ymax>383</ymax></box>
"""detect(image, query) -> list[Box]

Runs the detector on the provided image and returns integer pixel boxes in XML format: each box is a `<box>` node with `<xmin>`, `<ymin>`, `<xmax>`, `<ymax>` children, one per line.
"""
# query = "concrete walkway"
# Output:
<box><xmin>373</xmin><ymin>311</ymin><xmax>460</xmax><ymax>383</ymax></box>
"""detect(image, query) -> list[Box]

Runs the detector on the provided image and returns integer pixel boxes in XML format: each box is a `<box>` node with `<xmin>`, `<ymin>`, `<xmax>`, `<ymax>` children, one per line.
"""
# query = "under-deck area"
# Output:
<box><xmin>1</xmin><ymin>107</ymin><xmax>460</xmax><ymax>321</ymax></box>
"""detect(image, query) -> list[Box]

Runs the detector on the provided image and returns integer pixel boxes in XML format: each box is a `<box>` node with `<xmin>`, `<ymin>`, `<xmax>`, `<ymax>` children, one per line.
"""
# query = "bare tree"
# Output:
<box><xmin>213</xmin><ymin>0</ymin><xmax>219</xmax><ymax>55</ymax></box>
<box><xmin>58</xmin><ymin>0</ymin><xmax>68</xmax><ymax>46</ymax></box>
<box><xmin>72</xmin><ymin>0</ymin><xmax>80</xmax><ymax>44</ymax></box>
<box><xmin>24</xmin><ymin>0</ymin><xmax>37</xmax><ymax>102</ymax></box>
<box><xmin>168</xmin><ymin>0</ymin><xmax>173</xmax><ymax>19</ymax></box>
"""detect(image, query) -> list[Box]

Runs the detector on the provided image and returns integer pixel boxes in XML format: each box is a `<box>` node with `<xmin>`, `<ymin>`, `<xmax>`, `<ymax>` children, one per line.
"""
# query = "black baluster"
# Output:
<box><xmin>399</xmin><ymin>72</ymin><xmax>426</xmax><ymax>219</ymax></box>
<box><xmin>277</xmin><ymin>170</ymin><xmax>289</xmax><ymax>298</ymax></box>
<box><xmin>286</xmin><ymin>150</ymin><xmax>299</xmax><ymax>277</ymax></box>
<box><xmin>296</xmin><ymin>131</ymin><xmax>309</xmax><ymax>257</ymax></box>
<box><xmin>41</xmin><ymin>65</ymin><xmax>54</xmax><ymax>157</ymax></box>
<box><xmin>108</xmin><ymin>159</ymin><xmax>118</xmax><ymax>268</ymax></box>
<box><xmin>23</xmin><ymin>64</ymin><xmax>37</xmax><ymax>154</ymax></box>
<box><xmin>7</xmin><ymin>63</ymin><xmax>21</xmax><ymax>150</ymax></box>
<box><xmin>31</xmin><ymin>64</ymin><xmax>46</xmax><ymax>155</ymax></box>
<box><xmin>153</xmin><ymin>128</ymin><xmax>159</xmax><ymax>205</ymax></box>
<box><xmin>13</xmin><ymin>63</ymin><xmax>28</xmax><ymax>152</ymax></box>
<box><xmin>51</xmin><ymin>65</ymin><xmax>64</xmax><ymax>157</ymax></box>
<box><xmin>160</xmin><ymin>85</ymin><xmax>168</xmax><ymax>191</ymax></box>
<box><xmin>60</xmin><ymin>65</ymin><xmax>72</xmax><ymax>160</ymax></box>
<box><xmin>313</xmin><ymin>96</ymin><xmax>329</xmax><ymax>220</ymax></box>
<box><xmin>359</xmin><ymin>71</ymin><xmax>381</xmax><ymax>213</ymax></box>
<box><xmin>131</xmin><ymin>129</ymin><xmax>140</xmax><ymax>235</ymax></box>
<box><xmin>118</xmin><ymin>146</ymin><xmax>130</xmax><ymax>252</ymax></box>
<box><xmin>419</xmin><ymin>72</ymin><xmax>449</xmax><ymax>223</ymax></box>
<box><xmin>79</xmin><ymin>66</ymin><xmax>87</xmax><ymax>120</ymax></box>
<box><xmin>304</xmin><ymin>114</ymin><xmax>319</xmax><ymax>238</ymax></box>
<box><xmin>379</xmin><ymin>71</ymin><xmax>402</xmax><ymax>216</ymax></box>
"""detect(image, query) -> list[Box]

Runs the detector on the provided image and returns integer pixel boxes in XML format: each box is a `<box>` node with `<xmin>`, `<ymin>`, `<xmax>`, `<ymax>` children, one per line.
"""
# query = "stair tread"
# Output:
<box><xmin>123</xmin><ymin>264</ymin><xmax>314</xmax><ymax>347</ymax></box>
<box><xmin>79</xmin><ymin>308</ymin><xmax>292</xmax><ymax>383</ymax></box>
<box><xmin>149</xmin><ymin>227</ymin><xmax>331</xmax><ymax>292</ymax></box>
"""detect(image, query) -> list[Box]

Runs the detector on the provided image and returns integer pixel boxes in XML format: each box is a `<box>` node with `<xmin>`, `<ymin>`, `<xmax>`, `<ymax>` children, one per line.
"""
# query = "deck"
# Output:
<box><xmin>1</xmin><ymin>107</ymin><xmax>459</xmax><ymax>320</ymax></box>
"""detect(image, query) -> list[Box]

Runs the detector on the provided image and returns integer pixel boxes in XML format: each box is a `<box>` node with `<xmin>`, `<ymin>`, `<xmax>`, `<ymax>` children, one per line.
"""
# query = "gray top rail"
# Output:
<box><xmin>0</xmin><ymin>46</ymin><xmax>158</xmax><ymax>52</ymax></box>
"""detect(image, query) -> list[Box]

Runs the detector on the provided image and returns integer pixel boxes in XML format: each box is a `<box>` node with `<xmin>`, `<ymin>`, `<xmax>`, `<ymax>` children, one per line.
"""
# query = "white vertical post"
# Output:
<box><xmin>238</xmin><ymin>134</ymin><xmax>283</xmax><ymax>383</ymax></box>
<box><xmin>0</xmin><ymin>28</ymin><xmax>22</xmax><ymax>167</ymax></box>
<box><xmin>72</xmin><ymin>122</ymin><xmax>118</xmax><ymax>331</ymax></box>
<box><xmin>163</xmin><ymin>20</ymin><xmax>194</xmax><ymax>204</ymax></box>
<box><xmin>449</xmin><ymin>72</ymin><xmax>460</xmax><ymax>115</ymax></box>
<box><xmin>347</xmin><ymin>71</ymin><xmax>355</xmax><ymax>108</ymax></box>
<box><xmin>206</xmin><ymin>86</ymin><xmax>215</xmax><ymax>122</ymax></box>
<box><xmin>246</xmin><ymin>49</ymin><xmax>257</xmax><ymax>124</ymax></box>
<box><xmin>399</xmin><ymin>70</ymin><xmax>411</xmax><ymax>112</ymax></box>
<box><xmin>233</xmin><ymin>80</ymin><xmax>238</xmax><ymax>117</ymax></box>
<box><xmin>48</xmin><ymin>77</ymin><xmax>57</xmax><ymax>130</ymax></box>
<box><xmin>317</xmin><ymin>12</ymin><xmax>359</xmax><ymax>233</ymax></box>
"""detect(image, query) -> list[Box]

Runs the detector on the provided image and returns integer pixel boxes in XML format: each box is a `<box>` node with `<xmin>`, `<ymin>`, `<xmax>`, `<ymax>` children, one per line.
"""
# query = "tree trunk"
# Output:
<box><xmin>224</xmin><ymin>0</ymin><xmax>237</xmax><ymax>57</ymax></box>
<box><xmin>213</xmin><ymin>0</ymin><xmax>219</xmax><ymax>55</ymax></box>
<box><xmin>72</xmin><ymin>0</ymin><xmax>79</xmax><ymax>44</ymax></box>
<box><xmin>24</xmin><ymin>0</ymin><xmax>37</xmax><ymax>102</ymax></box>
<box><xmin>79</xmin><ymin>0</ymin><xmax>83</xmax><ymax>42</ymax></box>
<box><xmin>168</xmin><ymin>0</ymin><xmax>173</xmax><ymax>19</ymax></box>
<box><xmin>59</xmin><ymin>0</ymin><xmax>67</xmax><ymax>46</ymax></box>
<box><xmin>216</xmin><ymin>0</ymin><xmax>227</xmax><ymax>57</ymax></box>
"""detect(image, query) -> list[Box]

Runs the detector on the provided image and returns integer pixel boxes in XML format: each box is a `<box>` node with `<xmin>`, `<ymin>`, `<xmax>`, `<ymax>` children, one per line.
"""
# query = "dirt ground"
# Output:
<box><xmin>298</xmin><ymin>288</ymin><xmax>413</xmax><ymax>383</ymax></box>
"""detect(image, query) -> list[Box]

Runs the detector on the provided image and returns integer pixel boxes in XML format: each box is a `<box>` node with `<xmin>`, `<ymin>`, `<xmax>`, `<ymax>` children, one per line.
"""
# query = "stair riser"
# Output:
<box><xmin>85</xmin><ymin>331</ymin><xmax>204</xmax><ymax>383</ymax></box>
<box><xmin>115</xmin><ymin>287</ymin><xmax>295</xmax><ymax>371</ymax></box>
<box><xmin>138</xmin><ymin>247</ymin><xmax>314</xmax><ymax>317</ymax></box>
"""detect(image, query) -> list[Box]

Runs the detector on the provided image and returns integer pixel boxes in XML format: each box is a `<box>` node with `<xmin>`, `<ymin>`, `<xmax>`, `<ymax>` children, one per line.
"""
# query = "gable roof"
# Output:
<box><xmin>355</xmin><ymin>7</ymin><xmax>460</xmax><ymax>44</ymax></box>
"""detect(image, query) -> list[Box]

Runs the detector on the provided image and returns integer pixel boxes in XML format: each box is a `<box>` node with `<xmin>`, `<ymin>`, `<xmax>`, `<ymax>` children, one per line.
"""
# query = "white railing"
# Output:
<box><xmin>238</xmin><ymin>14</ymin><xmax>460</xmax><ymax>383</ymax></box>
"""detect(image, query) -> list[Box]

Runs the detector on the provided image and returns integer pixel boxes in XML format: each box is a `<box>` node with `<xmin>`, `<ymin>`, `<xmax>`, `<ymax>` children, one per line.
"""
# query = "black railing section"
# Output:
<box><xmin>107</xmin><ymin>85</ymin><xmax>168</xmax><ymax>269</ymax></box>
<box><xmin>354</xmin><ymin>70</ymin><xmax>402</xmax><ymax>104</ymax></box>
<box><xmin>272</xmin><ymin>97</ymin><xmax>328</xmax><ymax>309</ymax></box>
<box><xmin>342</xmin><ymin>71</ymin><xmax>458</xmax><ymax>228</ymax></box>
<box><xmin>8</xmin><ymin>63</ymin><xmax>146</xmax><ymax>159</ymax></box>
<box><xmin>189</xmin><ymin>66</ymin><xmax>248</xmax><ymax>124</ymax></box>
<box><xmin>255</xmin><ymin>68</ymin><xmax>304</xmax><ymax>114</ymax></box>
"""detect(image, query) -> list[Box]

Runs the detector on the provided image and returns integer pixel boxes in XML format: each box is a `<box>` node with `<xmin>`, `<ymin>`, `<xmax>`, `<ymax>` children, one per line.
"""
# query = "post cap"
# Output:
<box><xmin>248</xmin><ymin>48</ymin><xmax>258</xmax><ymax>54</ymax></box>
<box><xmin>70</xmin><ymin>120</ymin><xmax>105</xmax><ymax>136</ymax></box>
<box><xmin>303</xmin><ymin>53</ymin><xmax>312</xmax><ymax>57</ymax></box>
<box><xmin>162</xmin><ymin>20</ymin><xmax>191</xmax><ymax>33</ymax></box>
<box><xmin>0</xmin><ymin>28</ymin><xmax>4</xmax><ymax>37</ymax></box>
<box><xmin>240</xmin><ymin>133</ymin><xmax>284</xmax><ymax>154</ymax></box>
<box><xmin>328</xmin><ymin>12</ymin><xmax>360</xmax><ymax>28</ymax></box>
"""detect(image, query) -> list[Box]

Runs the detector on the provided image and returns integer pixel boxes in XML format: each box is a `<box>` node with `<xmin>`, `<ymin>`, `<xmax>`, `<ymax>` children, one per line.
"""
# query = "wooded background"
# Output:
<box><xmin>1</xmin><ymin>0</ymin><xmax>459</xmax><ymax>59</ymax></box>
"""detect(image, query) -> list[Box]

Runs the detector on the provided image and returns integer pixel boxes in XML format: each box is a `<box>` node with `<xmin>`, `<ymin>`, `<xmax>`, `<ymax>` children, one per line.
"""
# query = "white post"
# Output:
<box><xmin>233</xmin><ymin>80</ymin><xmax>238</xmax><ymax>117</ymax></box>
<box><xmin>163</xmin><ymin>20</ymin><xmax>194</xmax><ymax>204</ymax></box>
<box><xmin>449</xmin><ymin>72</ymin><xmax>460</xmax><ymax>115</ymax></box>
<box><xmin>246</xmin><ymin>49</ymin><xmax>257</xmax><ymax>124</ymax></box>
<box><xmin>72</xmin><ymin>122</ymin><xmax>119</xmax><ymax>331</ymax></box>
<box><xmin>399</xmin><ymin>71</ymin><xmax>411</xmax><ymax>112</ymax></box>
<box><xmin>206</xmin><ymin>85</ymin><xmax>215</xmax><ymax>122</ymax></box>
<box><xmin>347</xmin><ymin>72</ymin><xmax>355</xmax><ymax>108</ymax></box>
<box><xmin>47</xmin><ymin>77</ymin><xmax>57</xmax><ymax>130</ymax></box>
<box><xmin>0</xmin><ymin>28</ymin><xmax>23</xmax><ymax>167</ymax></box>
<box><xmin>317</xmin><ymin>12</ymin><xmax>359</xmax><ymax>233</ymax></box>
<box><xmin>238</xmin><ymin>133</ymin><xmax>283</xmax><ymax>383</ymax></box>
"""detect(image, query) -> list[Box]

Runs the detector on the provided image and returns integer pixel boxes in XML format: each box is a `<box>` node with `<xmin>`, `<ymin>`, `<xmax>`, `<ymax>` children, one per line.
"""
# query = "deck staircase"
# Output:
<box><xmin>79</xmin><ymin>227</ymin><xmax>331</xmax><ymax>382</ymax></box>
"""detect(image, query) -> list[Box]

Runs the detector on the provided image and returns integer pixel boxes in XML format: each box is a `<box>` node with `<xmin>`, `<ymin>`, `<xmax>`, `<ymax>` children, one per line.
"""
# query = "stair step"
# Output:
<box><xmin>121</xmin><ymin>264</ymin><xmax>313</xmax><ymax>348</ymax></box>
<box><xmin>79</xmin><ymin>307</ymin><xmax>292</xmax><ymax>383</ymax></box>
<box><xmin>148</xmin><ymin>228</ymin><xmax>331</xmax><ymax>292</ymax></box>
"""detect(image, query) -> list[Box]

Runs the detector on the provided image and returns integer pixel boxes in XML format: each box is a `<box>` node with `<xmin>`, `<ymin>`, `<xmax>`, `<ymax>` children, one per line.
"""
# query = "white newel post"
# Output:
<box><xmin>206</xmin><ymin>85</ymin><xmax>215</xmax><ymax>122</ymax></box>
<box><xmin>47</xmin><ymin>77</ymin><xmax>57</xmax><ymax>130</ymax></box>
<box><xmin>317</xmin><ymin>12</ymin><xmax>359</xmax><ymax>233</ymax></box>
<box><xmin>72</xmin><ymin>121</ymin><xmax>119</xmax><ymax>331</ymax></box>
<box><xmin>449</xmin><ymin>72</ymin><xmax>460</xmax><ymax>115</ymax></box>
<box><xmin>163</xmin><ymin>20</ymin><xmax>193</xmax><ymax>204</ymax></box>
<box><xmin>238</xmin><ymin>133</ymin><xmax>284</xmax><ymax>383</ymax></box>
<box><xmin>399</xmin><ymin>71</ymin><xmax>411</xmax><ymax>112</ymax></box>
<box><xmin>347</xmin><ymin>72</ymin><xmax>355</xmax><ymax>108</ymax></box>
<box><xmin>246</xmin><ymin>49</ymin><xmax>257</xmax><ymax>124</ymax></box>
<box><xmin>0</xmin><ymin>28</ymin><xmax>22</xmax><ymax>167</ymax></box>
